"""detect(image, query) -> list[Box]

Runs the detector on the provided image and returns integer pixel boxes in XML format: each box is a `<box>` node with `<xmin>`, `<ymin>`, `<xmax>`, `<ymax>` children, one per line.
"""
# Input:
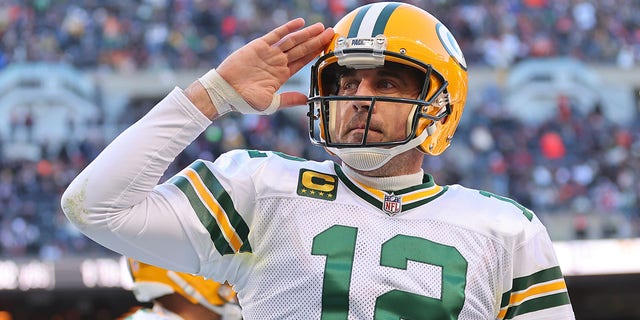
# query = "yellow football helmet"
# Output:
<box><xmin>126</xmin><ymin>258</ymin><xmax>238</xmax><ymax>316</ymax></box>
<box><xmin>308</xmin><ymin>2</ymin><xmax>468</xmax><ymax>169</ymax></box>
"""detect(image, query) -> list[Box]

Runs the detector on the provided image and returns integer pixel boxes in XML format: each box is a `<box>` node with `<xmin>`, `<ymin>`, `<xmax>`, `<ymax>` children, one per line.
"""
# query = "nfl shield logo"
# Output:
<box><xmin>383</xmin><ymin>194</ymin><xmax>402</xmax><ymax>216</ymax></box>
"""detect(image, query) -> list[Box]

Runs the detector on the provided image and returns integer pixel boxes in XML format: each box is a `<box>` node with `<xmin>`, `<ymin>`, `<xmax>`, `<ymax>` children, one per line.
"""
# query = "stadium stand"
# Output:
<box><xmin>0</xmin><ymin>0</ymin><xmax>638</xmax><ymax>259</ymax></box>
<box><xmin>0</xmin><ymin>0</ymin><xmax>639</xmax><ymax>319</ymax></box>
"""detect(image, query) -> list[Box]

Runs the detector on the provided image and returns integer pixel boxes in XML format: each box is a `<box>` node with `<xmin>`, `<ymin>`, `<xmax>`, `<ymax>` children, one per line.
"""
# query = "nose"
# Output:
<box><xmin>354</xmin><ymin>78</ymin><xmax>376</xmax><ymax>96</ymax></box>
<box><xmin>352</xmin><ymin>80</ymin><xmax>375</xmax><ymax>111</ymax></box>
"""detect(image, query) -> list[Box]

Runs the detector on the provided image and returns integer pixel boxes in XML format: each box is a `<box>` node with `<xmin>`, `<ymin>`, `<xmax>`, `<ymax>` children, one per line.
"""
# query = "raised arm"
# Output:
<box><xmin>60</xmin><ymin>19</ymin><xmax>334</xmax><ymax>273</ymax></box>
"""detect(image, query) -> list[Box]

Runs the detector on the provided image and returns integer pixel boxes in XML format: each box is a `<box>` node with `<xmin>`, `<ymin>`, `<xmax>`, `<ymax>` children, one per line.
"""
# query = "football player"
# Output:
<box><xmin>120</xmin><ymin>258</ymin><xmax>241</xmax><ymax>320</ymax></box>
<box><xmin>62</xmin><ymin>2</ymin><xmax>575</xmax><ymax>319</ymax></box>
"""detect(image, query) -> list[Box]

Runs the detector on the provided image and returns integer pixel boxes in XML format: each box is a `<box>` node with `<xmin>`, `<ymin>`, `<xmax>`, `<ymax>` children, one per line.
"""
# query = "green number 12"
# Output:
<box><xmin>312</xmin><ymin>225</ymin><xmax>467</xmax><ymax>320</ymax></box>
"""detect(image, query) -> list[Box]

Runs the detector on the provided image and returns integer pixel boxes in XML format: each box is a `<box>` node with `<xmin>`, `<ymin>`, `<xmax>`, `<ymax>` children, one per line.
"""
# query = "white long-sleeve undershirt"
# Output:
<box><xmin>61</xmin><ymin>87</ymin><xmax>212</xmax><ymax>273</ymax></box>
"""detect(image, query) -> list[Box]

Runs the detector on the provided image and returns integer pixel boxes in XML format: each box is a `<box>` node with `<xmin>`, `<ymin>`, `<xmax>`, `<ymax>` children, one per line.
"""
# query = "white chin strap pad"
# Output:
<box><xmin>327</xmin><ymin>131</ymin><xmax>428</xmax><ymax>171</ymax></box>
<box><xmin>198</xmin><ymin>68</ymin><xmax>280</xmax><ymax>115</ymax></box>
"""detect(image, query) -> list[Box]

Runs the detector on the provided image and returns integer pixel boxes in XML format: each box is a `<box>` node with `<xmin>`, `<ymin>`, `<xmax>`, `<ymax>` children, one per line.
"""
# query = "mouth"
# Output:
<box><xmin>347</xmin><ymin>125</ymin><xmax>383</xmax><ymax>135</ymax></box>
<box><xmin>346</xmin><ymin>118</ymin><xmax>383</xmax><ymax>133</ymax></box>
<box><xmin>343</xmin><ymin>124</ymin><xmax>384</xmax><ymax>144</ymax></box>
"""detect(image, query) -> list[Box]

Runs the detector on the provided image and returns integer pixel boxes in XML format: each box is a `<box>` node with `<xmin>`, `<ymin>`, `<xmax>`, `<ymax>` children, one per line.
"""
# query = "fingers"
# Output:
<box><xmin>222</xmin><ymin>18</ymin><xmax>335</xmax><ymax>111</ymax></box>
<box><xmin>278</xmin><ymin>92</ymin><xmax>309</xmax><ymax>109</ymax></box>
<box><xmin>268</xmin><ymin>22</ymin><xmax>335</xmax><ymax>109</ymax></box>
<box><xmin>286</xmin><ymin>28</ymin><xmax>335</xmax><ymax>72</ymax></box>
<box><xmin>274</xmin><ymin>22</ymin><xmax>326</xmax><ymax>52</ymax></box>
<box><xmin>262</xmin><ymin>18</ymin><xmax>306</xmax><ymax>46</ymax></box>
<box><xmin>264</xmin><ymin>17</ymin><xmax>330</xmax><ymax>54</ymax></box>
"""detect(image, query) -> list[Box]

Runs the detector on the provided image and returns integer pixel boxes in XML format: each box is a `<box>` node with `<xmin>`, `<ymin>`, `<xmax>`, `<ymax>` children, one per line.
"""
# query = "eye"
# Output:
<box><xmin>339</xmin><ymin>79</ymin><xmax>359</xmax><ymax>95</ymax></box>
<box><xmin>378</xmin><ymin>79</ymin><xmax>395</xmax><ymax>90</ymax></box>
<box><xmin>375</xmin><ymin>78</ymin><xmax>403</xmax><ymax>94</ymax></box>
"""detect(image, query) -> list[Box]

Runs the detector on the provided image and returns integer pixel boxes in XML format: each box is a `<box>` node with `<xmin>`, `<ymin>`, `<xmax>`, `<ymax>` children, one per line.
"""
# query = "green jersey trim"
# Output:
<box><xmin>169</xmin><ymin>160</ymin><xmax>252</xmax><ymax>255</ymax></box>
<box><xmin>333</xmin><ymin>164</ymin><xmax>448</xmax><ymax>214</ymax></box>
<box><xmin>498</xmin><ymin>266</ymin><xmax>571</xmax><ymax>319</ymax></box>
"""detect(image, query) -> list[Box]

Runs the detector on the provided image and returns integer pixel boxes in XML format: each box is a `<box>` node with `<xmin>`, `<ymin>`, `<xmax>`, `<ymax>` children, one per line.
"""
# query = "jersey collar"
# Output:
<box><xmin>334</xmin><ymin>163</ymin><xmax>448</xmax><ymax>215</ymax></box>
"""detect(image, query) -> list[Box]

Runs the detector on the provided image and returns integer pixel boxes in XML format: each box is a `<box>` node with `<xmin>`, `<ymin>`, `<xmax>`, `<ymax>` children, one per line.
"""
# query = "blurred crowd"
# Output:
<box><xmin>0</xmin><ymin>0</ymin><xmax>639</xmax><ymax>259</ymax></box>
<box><xmin>1</xmin><ymin>0</ymin><xmax>639</xmax><ymax>71</ymax></box>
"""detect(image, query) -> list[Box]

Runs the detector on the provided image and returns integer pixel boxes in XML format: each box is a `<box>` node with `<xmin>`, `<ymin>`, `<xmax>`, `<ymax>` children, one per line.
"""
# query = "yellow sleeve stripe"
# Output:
<box><xmin>509</xmin><ymin>279</ymin><xmax>567</xmax><ymax>304</ymax></box>
<box><xmin>497</xmin><ymin>279</ymin><xmax>568</xmax><ymax>319</ymax></box>
<box><xmin>184</xmin><ymin>168</ymin><xmax>243</xmax><ymax>253</ymax></box>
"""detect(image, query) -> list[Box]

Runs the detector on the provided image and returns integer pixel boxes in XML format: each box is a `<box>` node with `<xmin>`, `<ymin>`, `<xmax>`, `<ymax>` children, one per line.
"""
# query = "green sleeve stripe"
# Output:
<box><xmin>190</xmin><ymin>160</ymin><xmax>251</xmax><ymax>251</ymax></box>
<box><xmin>512</xmin><ymin>266</ymin><xmax>564</xmax><ymax>292</ymax></box>
<box><xmin>169</xmin><ymin>176</ymin><xmax>236</xmax><ymax>255</ymax></box>
<box><xmin>500</xmin><ymin>289</ymin><xmax>512</xmax><ymax>309</ymax></box>
<box><xmin>500</xmin><ymin>266</ymin><xmax>568</xmax><ymax>309</ymax></box>
<box><xmin>504</xmin><ymin>292</ymin><xmax>571</xmax><ymax>319</ymax></box>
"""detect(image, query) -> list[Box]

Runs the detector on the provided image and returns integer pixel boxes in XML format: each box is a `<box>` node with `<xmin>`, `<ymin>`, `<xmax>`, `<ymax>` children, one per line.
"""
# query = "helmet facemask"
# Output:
<box><xmin>307</xmin><ymin>2</ymin><xmax>468</xmax><ymax>171</ymax></box>
<box><xmin>308</xmin><ymin>50</ymin><xmax>451</xmax><ymax>170</ymax></box>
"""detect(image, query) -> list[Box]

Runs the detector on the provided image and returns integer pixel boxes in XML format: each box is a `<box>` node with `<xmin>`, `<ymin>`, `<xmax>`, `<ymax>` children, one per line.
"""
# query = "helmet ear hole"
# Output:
<box><xmin>440</xmin><ymin>113</ymin><xmax>450</xmax><ymax>124</ymax></box>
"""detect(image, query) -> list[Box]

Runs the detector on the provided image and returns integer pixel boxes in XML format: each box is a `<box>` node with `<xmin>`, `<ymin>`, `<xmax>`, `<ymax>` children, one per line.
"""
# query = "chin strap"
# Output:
<box><xmin>327</xmin><ymin>130</ymin><xmax>428</xmax><ymax>171</ymax></box>
<box><xmin>198</xmin><ymin>68</ymin><xmax>281</xmax><ymax>115</ymax></box>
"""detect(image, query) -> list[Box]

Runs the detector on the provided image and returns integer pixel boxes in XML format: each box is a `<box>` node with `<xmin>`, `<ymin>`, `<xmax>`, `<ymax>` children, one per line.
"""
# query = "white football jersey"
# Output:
<box><xmin>156</xmin><ymin>149</ymin><xmax>574</xmax><ymax>319</ymax></box>
<box><xmin>62</xmin><ymin>88</ymin><xmax>574</xmax><ymax>320</ymax></box>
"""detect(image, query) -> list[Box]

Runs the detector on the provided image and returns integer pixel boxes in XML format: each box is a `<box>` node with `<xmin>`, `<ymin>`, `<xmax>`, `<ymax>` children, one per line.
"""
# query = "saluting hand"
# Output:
<box><xmin>185</xmin><ymin>19</ymin><xmax>334</xmax><ymax>119</ymax></box>
<box><xmin>217</xmin><ymin>18</ymin><xmax>334</xmax><ymax>111</ymax></box>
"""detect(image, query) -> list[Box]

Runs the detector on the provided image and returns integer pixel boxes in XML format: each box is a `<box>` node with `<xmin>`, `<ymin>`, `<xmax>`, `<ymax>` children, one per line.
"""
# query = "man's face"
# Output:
<box><xmin>328</xmin><ymin>64</ymin><xmax>424</xmax><ymax>146</ymax></box>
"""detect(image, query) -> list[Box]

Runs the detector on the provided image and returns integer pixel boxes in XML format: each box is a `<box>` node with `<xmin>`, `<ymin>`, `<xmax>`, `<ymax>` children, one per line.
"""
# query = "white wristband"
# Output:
<box><xmin>197</xmin><ymin>68</ymin><xmax>281</xmax><ymax>115</ymax></box>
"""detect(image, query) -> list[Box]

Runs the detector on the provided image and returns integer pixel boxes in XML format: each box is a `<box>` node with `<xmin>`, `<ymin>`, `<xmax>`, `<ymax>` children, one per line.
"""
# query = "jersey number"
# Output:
<box><xmin>312</xmin><ymin>225</ymin><xmax>467</xmax><ymax>320</ymax></box>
